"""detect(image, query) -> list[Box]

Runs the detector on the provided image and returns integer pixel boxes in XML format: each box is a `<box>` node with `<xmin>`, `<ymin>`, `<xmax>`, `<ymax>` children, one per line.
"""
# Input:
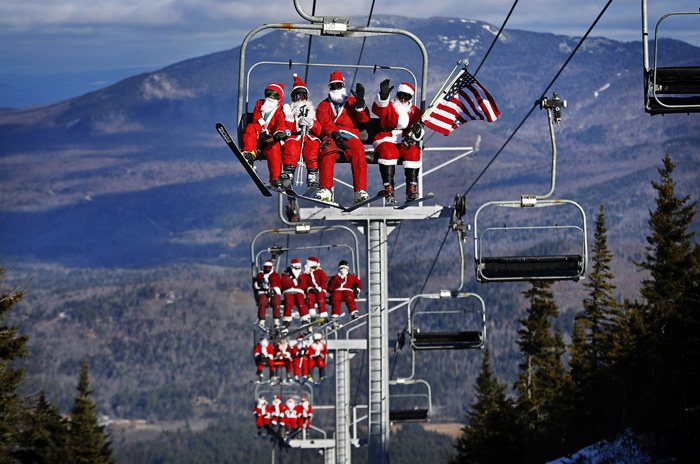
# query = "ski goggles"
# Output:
<box><xmin>396</xmin><ymin>91</ymin><xmax>412</xmax><ymax>102</ymax></box>
<box><xmin>265</xmin><ymin>89</ymin><xmax>280</xmax><ymax>100</ymax></box>
<box><xmin>291</xmin><ymin>90</ymin><xmax>308</xmax><ymax>102</ymax></box>
<box><xmin>329</xmin><ymin>82</ymin><xmax>345</xmax><ymax>91</ymax></box>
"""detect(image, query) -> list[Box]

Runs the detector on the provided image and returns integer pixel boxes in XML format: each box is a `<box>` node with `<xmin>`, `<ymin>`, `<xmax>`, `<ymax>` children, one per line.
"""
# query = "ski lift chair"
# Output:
<box><xmin>642</xmin><ymin>1</ymin><xmax>700</xmax><ymax>115</ymax></box>
<box><xmin>388</xmin><ymin>378</ymin><xmax>432</xmax><ymax>424</ymax></box>
<box><xmin>473</xmin><ymin>200</ymin><xmax>588</xmax><ymax>282</ymax></box>
<box><xmin>408</xmin><ymin>292</ymin><xmax>486</xmax><ymax>351</ymax></box>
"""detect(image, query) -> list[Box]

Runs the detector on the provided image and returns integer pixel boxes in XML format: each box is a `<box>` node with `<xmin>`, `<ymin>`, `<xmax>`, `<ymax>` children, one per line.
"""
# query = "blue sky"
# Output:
<box><xmin>1</xmin><ymin>0</ymin><xmax>698</xmax><ymax>108</ymax></box>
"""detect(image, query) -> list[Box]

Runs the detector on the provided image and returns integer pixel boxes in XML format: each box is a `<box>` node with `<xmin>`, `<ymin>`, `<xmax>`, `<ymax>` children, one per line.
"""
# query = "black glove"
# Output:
<box><xmin>272</xmin><ymin>131</ymin><xmax>287</xmax><ymax>142</ymax></box>
<box><xmin>411</xmin><ymin>122</ymin><xmax>423</xmax><ymax>138</ymax></box>
<box><xmin>331</xmin><ymin>131</ymin><xmax>349</xmax><ymax>151</ymax></box>
<box><xmin>257</xmin><ymin>135</ymin><xmax>268</xmax><ymax>150</ymax></box>
<box><xmin>354</xmin><ymin>288</ymin><xmax>361</xmax><ymax>299</ymax></box>
<box><xmin>309</xmin><ymin>288</ymin><xmax>320</xmax><ymax>295</ymax></box>
<box><xmin>379</xmin><ymin>79</ymin><xmax>393</xmax><ymax>100</ymax></box>
<box><xmin>267</xmin><ymin>288</ymin><xmax>276</xmax><ymax>299</ymax></box>
<box><xmin>351</xmin><ymin>83</ymin><xmax>365</xmax><ymax>109</ymax></box>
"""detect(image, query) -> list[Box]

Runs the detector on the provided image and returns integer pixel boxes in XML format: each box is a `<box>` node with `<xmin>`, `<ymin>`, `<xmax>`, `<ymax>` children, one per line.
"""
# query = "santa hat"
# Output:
<box><xmin>329</xmin><ymin>70</ymin><xmax>344</xmax><ymax>85</ymax></box>
<box><xmin>397</xmin><ymin>82</ymin><xmax>415</xmax><ymax>96</ymax></box>
<box><xmin>265</xmin><ymin>83</ymin><xmax>285</xmax><ymax>102</ymax></box>
<box><xmin>275</xmin><ymin>395</ymin><xmax>281</xmax><ymax>400</ymax></box>
<box><xmin>291</xmin><ymin>74</ymin><xmax>308</xmax><ymax>95</ymax></box>
<box><xmin>263</xmin><ymin>260</ymin><xmax>273</xmax><ymax>267</ymax></box>
<box><xmin>306</xmin><ymin>257</ymin><xmax>319</xmax><ymax>268</ymax></box>
<box><xmin>291</xmin><ymin>258</ymin><xmax>302</xmax><ymax>268</ymax></box>
<box><xmin>301</xmin><ymin>396</ymin><xmax>308</xmax><ymax>401</ymax></box>
<box><xmin>313</xmin><ymin>332</ymin><xmax>322</xmax><ymax>340</ymax></box>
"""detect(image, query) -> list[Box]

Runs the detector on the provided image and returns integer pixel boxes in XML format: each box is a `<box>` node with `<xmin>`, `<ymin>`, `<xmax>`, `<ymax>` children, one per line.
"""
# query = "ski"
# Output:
<box><xmin>284</xmin><ymin>189</ymin><xmax>346</xmax><ymax>210</ymax></box>
<box><xmin>215</xmin><ymin>122</ymin><xmax>272</xmax><ymax>197</ymax></box>
<box><xmin>394</xmin><ymin>192</ymin><xmax>435</xmax><ymax>210</ymax></box>
<box><xmin>269</xmin><ymin>317</ymin><xmax>329</xmax><ymax>343</ymax></box>
<box><xmin>342</xmin><ymin>190</ymin><xmax>388</xmax><ymax>212</ymax></box>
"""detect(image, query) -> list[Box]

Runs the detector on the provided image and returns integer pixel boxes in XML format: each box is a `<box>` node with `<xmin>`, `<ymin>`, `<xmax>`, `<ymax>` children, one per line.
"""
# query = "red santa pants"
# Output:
<box><xmin>375</xmin><ymin>142</ymin><xmax>421</xmax><ymax>165</ymax></box>
<box><xmin>294</xmin><ymin>356</ymin><xmax>309</xmax><ymax>378</ymax></box>
<box><xmin>299</xmin><ymin>416</ymin><xmax>311</xmax><ymax>429</ymax></box>
<box><xmin>308</xmin><ymin>355</ymin><xmax>325</xmax><ymax>371</ymax></box>
<box><xmin>331</xmin><ymin>291</ymin><xmax>358</xmax><ymax>316</ymax></box>
<box><xmin>283</xmin><ymin>293</ymin><xmax>308</xmax><ymax>320</ymax></box>
<box><xmin>306</xmin><ymin>291</ymin><xmax>327</xmax><ymax>317</ymax></box>
<box><xmin>242</xmin><ymin>124</ymin><xmax>282</xmax><ymax>183</ymax></box>
<box><xmin>256</xmin><ymin>415</ymin><xmax>266</xmax><ymax>429</ymax></box>
<box><xmin>282</xmin><ymin>138</ymin><xmax>320</xmax><ymax>169</ymax></box>
<box><xmin>319</xmin><ymin>137</ymin><xmax>367</xmax><ymax>191</ymax></box>
<box><xmin>257</xmin><ymin>293</ymin><xmax>281</xmax><ymax>320</ymax></box>
<box><xmin>279</xmin><ymin>358</ymin><xmax>293</xmax><ymax>376</ymax></box>
<box><xmin>287</xmin><ymin>417</ymin><xmax>299</xmax><ymax>429</ymax></box>
<box><xmin>256</xmin><ymin>357</ymin><xmax>275</xmax><ymax>375</ymax></box>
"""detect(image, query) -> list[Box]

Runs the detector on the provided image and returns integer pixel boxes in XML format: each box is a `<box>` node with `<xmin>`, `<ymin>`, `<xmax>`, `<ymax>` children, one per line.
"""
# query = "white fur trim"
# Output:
<box><xmin>372</xmin><ymin>131</ymin><xmax>402</xmax><ymax>148</ymax></box>
<box><xmin>339</xmin><ymin>129</ymin><xmax>359</xmax><ymax>140</ymax></box>
<box><xmin>374</xmin><ymin>94</ymin><xmax>390</xmax><ymax>107</ymax></box>
<box><xmin>404</xmin><ymin>160</ymin><xmax>422</xmax><ymax>169</ymax></box>
<box><xmin>378</xmin><ymin>158</ymin><xmax>398</xmax><ymax>166</ymax></box>
<box><xmin>397</xmin><ymin>83</ymin><xmax>415</xmax><ymax>95</ymax></box>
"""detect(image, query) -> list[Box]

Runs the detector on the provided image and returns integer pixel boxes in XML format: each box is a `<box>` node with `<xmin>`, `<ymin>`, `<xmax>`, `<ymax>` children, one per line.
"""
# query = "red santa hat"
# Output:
<box><xmin>275</xmin><ymin>395</ymin><xmax>281</xmax><ymax>400</ymax></box>
<box><xmin>291</xmin><ymin>258</ymin><xmax>302</xmax><ymax>268</ymax></box>
<box><xmin>397</xmin><ymin>82</ymin><xmax>415</xmax><ymax>96</ymax></box>
<box><xmin>306</xmin><ymin>256</ymin><xmax>319</xmax><ymax>267</ymax></box>
<box><xmin>263</xmin><ymin>260</ymin><xmax>273</xmax><ymax>267</ymax></box>
<box><xmin>265</xmin><ymin>83</ymin><xmax>285</xmax><ymax>102</ymax></box>
<box><xmin>329</xmin><ymin>70</ymin><xmax>344</xmax><ymax>85</ymax></box>
<box><xmin>292</xmin><ymin>74</ymin><xmax>308</xmax><ymax>95</ymax></box>
<box><xmin>301</xmin><ymin>396</ymin><xmax>308</xmax><ymax>401</ymax></box>
<box><xmin>313</xmin><ymin>332</ymin><xmax>322</xmax><ymax>340</ymax></box>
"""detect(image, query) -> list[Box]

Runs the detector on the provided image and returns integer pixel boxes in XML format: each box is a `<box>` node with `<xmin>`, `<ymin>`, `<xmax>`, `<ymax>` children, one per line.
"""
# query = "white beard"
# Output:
<box><xmin>292</xmin><ymin>268</ymin><xmax>302</xmax><ymax>278</ymax></box>
<box><xmin>291</xmin><ymin>100</ymin><xmax>316</xmax><ymax>119</ymax></box>
<box><xmin>329</xmin><ymin>88</ymin><xmax>348</xmax><ymax>105</ymax></box>
<box><xmin>260</xmin><ymin>97</ymin><xmax>278</xmax><ymax>114</ymax></box>
<box><xmin>339</xmin><ymin>269</ymin><xmax>348</xmax><ymax>278</ymax></box>
<box><xmin>392</xmin><ymin>98</ymin><xmax>412</xmax><ymax>130</ymax></box>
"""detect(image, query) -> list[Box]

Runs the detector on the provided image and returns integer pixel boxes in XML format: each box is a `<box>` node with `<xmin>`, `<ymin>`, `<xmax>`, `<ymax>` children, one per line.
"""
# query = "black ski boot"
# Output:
<box><xmin>379</xmin><ymin>164</ymin><xmax>396</xmax><ymax>205</ymax></box>
<box><xmin>405</xmin><ymin>168</ymin><xmax>420</xmax><ymax>202</ymax></box>
<box><xmin>280</xmin><ymin>164</ymin><xmax>295</xmax><ymax>189</ymax></box>
<box><xmin>306</xmin><ymin>168</ymin><xmax>321</xmax><ymax>189</ymax></box>
<box><xmin>242</xmin><ymin>150</ymin><xmax>256</xmax><ymax>167</ymax></box>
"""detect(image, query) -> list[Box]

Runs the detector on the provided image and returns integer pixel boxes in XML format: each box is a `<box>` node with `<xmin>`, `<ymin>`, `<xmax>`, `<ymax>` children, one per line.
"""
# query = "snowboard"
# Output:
<box><xmin>216</xmin><ymin>122</ymin><xmax>272</xmax><ymax>197</ymax></box>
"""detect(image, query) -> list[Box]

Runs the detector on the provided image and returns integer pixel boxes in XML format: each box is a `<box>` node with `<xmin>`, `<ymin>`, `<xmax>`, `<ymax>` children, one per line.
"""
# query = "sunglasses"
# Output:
<box><xmin>396</xmin><ymin>91</ymin><xmax>412</xmax><ymax>102</ymax></box>
<box><xmin>291</xmin><ymin>91</ymin><xmax>308</xmax><ymax>102</ymax></box>
<box><xmin>265</xmin><ymin>89</ymin><xmax>280</xmax><ymax>100</ymax></box>
<box><xmin>329</xmin><ymin>82</ymin><xmax>345</xmax><ymax>91</ymax></box>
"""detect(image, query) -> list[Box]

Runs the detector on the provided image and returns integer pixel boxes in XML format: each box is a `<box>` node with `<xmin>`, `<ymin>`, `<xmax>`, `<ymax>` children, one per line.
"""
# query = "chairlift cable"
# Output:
<box><xmin>350</xmin><ymin>0</ymin><xmax>378</xmax><ymax>89</ymax></box>
<box><xmin>461</xmin><ymin>0</ymin><xmax>614</xmax><ymax>199</ymax></box>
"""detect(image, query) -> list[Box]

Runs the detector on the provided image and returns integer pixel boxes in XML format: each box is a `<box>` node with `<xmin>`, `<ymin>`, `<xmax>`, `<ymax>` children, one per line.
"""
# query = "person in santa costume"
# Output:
<box><xmin>280</xmin><ymin>74</ymin><xmax>323</xmax><ymax>190</ymax></box>
<box><xmin>315</xmin><ymin>70</ymin><xmax>370</xmax><ymax>204</ymax></box>
<box><xmin>253</xmin><ymin>260</ymin><xmax>282</xmax><ymax>330</ymax></box>
<box><xmin>254</xmin><ymin>335</ymin><xmax>276</xmax><ymax>383</ymax></box>
<box><xmin>371</xmin><ymin>79</ymin><xmax>424</xmax><ymax>203</ymax></box>
<box><xmin>270</xmin><ymin>395</ymin><xmax>287</xmax><ymax>434</ymax></box>
<box><xmin>291</xmin><ymin>334</ymin><xmax>310</xmax><ymax>382</ymax></box>
<box><xmin>307</xmin><ymin>332</ymin><xmax>327</xmax><ymax>383</ymax></box>
<box><xmin>285</xmin><ymin>397</ymin><xmax>299</xmax><ymax>435</ymax></box>
<box><xmin>302</xmin><ymin>256</ymin><xmax>328</xmax><ymax>321</ymax></box>
<box><xmin>327</xmin><ymin>260</ymin><xmax>362</xmax><ymax>326</ymax></box>
<box><xmin>254</xmin><ymin>395</ymin><xmax>271</xmax><ymax>436</ymax></box>
<box><xmin>281</xmin><ymin>258</ymin><xmax>310</xmax><ymax>329</ymax></box>
<box><xmin>298</xmin><ymin>396</ymin><xmax>313</xmax><ymax>438</ymax></box>
<box><xmin>240</xmin><ymin>83</ymin><xmax>289</xmax><ymax>190</ymax></box>
<box><xmin>274</xmin><ymin>337</ymin><xmax>294</xmax><ymax>384</ymax></box>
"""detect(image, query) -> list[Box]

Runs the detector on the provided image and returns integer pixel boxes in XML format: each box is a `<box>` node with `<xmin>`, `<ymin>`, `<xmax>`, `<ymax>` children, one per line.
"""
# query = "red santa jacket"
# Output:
<box><xmin>249</xmin><ymin>98</ymin><xmax>287</xmax><ymax>137</ymax></box>
<box><xmin>327</xmin><ymin>273</ymin><xmax>362</xmax><ymax>293</ymax></box>
<box><xmin>299</xmin><ymin>400</ymin><xmax>313</xmax><ymax>420</ymax></box>
<box><xmin>253</xmin><ymin>270</ymin><xmax>282</xmax><ymax>296</ymax></box>
<box><xmin>254</xmin><ymin>342</ymin><xmax>274</xmax><ymax>361</ymax></box>
<box><xmin>274</xmin><ymin>341</ymin><xmax>294</xmax><ymax>363</ymax></box>
<box><xmin>283</xmin><ymin>102</ymin><xmax>323</xmax><ymax>142</ymax></box>
<box><xmin>282</xmin><ymin>269</ymin><xmax>307</xmax><ymax>295</ymax></box>
<box><xmin>303</xmin><ymin>268</ymin><xmax>327</xmax><ymax>294</ymax></box>
<box><xmin>316</xmin><ymin>96</ymin><xmax>370</xmax><ymax>141</ymax></box>
<box><xmin>254</xmin><ymin>400</ymin><xmax>270</xmax><ymax>419</ymax></box>
<box><xmin>309</xmin><ymin>340</ymin><xmax>327</xmax><ymax>359</ymax></box>
<box><xmin>371</xmin><ymin>96</ymin><xmax>423</xmax><ymax>149</ymax></box>
<box><xmin>270</xmin><ymin>398</ymin><xmax>287</xmax><ymax>422</ymax></box>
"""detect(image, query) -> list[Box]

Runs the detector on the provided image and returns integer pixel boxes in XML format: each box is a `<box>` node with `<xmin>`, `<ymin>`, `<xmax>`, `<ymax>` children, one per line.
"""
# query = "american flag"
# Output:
<box><xmin>423</xmin><ymin>69</ymin><xmax>500</xmax><ymax>135</ymax></box>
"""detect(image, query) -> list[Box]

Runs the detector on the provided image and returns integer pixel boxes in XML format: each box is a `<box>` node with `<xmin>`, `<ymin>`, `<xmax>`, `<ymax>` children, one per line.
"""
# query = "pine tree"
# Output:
<box><xmin>68</xmin><ymin>358</ymin><xmax>114</xmax><ymax>464</ymax></box>
<box><xmin>0</xmin><ymin>266</ymin><xmax>28</xmax><ymax>462</ymax></box>
<box><xmin>451</xmin><ymin>349</ymin><xmax>519</xmax><ymax>464</ymax></box>
<box><xmin>15</xmin><ymin>394</ymin><xmax>71</xmax><ymax>464</ymax></box>
<box><xmin>514</xmin><ymin>280</ymin><xmax>568</xmax><ymax>463</ymax></box>
<box><xmin>632</xmin><ymin>152</ymin><xmax>700</xmax><ymax>445</ymax></box>
<box><xmin>577</xmin><ymin>204</ymin><xmax>620</xmax><ymax>374</ymax></box>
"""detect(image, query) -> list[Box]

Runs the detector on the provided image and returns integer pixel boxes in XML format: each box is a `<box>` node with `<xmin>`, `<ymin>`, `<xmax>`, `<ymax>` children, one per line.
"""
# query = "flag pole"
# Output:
<box><xmin>422</xmin><ymin>61</ymin><xmax>469</xmax><ymax>121</ymax></box>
